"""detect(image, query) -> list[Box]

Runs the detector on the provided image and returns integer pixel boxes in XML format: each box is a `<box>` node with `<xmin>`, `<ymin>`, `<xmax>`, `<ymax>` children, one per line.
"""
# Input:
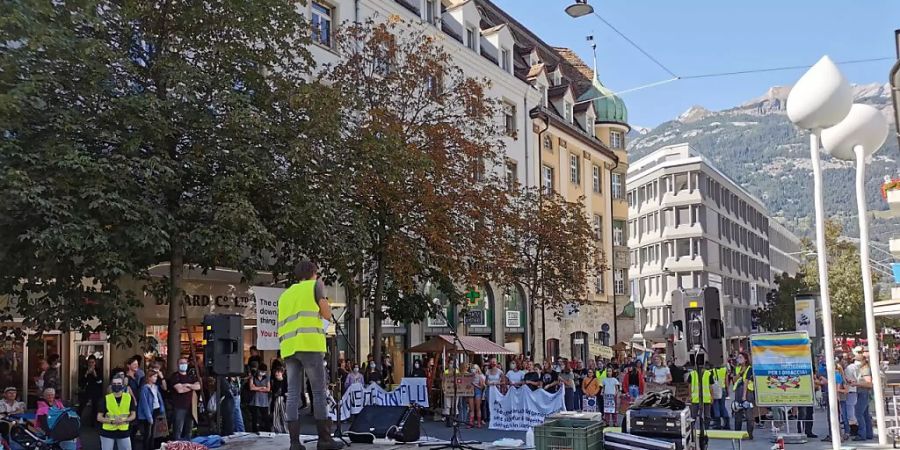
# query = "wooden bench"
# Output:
<box><xmin>601</xmin><ymin>427</ymin><xmax>749</xmax><ymax>450</ymax></box>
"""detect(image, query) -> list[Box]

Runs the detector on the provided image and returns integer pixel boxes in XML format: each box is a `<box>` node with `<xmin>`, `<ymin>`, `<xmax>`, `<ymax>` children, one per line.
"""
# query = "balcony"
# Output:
<box><xmin>663</xmin><ymin>255</ymin><xmax>706</xmax><ymax>272</ymax></box>
<box><xmin>662</xmin><ymin>222</ymin><xmax>704</xmax><ymax>240</ymax></box>
<box><xmin>891</xmin><ymin>238</ymin><xmax>900</xmax><ymax>258</ymax></box>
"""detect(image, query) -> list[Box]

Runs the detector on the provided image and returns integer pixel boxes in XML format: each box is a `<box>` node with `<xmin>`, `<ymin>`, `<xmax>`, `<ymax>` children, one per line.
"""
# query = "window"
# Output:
<box><xmin>505</xmin><ymin>161</ymin><xmax>517</xmax><ymax>191</ymax></box>
<box><xmin>466</xmin><ymin>27</ymin><xmax>476</xmax><ymax>51</ymax></box>
<box><xmin>674</xmin><ymin>173</ymin><xmax>688</xmax><ymax>192</ymax></box>
<box><xmin>503</xmin><ymin>103</ymin><xmax>516</xmax><ymax>137</ymax></box>
<box><xmin>425</xmin><ymin>73</ymin><xmax>442</xmax><ymax>99</ymax></box>
<box><xmin>311</xmin><ymin>2</ymin><xmax>333</xmax><ymax>47</ymax></box>
<box><xmin>587</xmin><ymin>115</ymin><xmax>595</xmax><ymax>137</ymax></box>
<box><xmin>425</xmin><ymin>0</ymin><xmax>436</xmax><ymax>24</ymax></box>
<box><xmin>614</xmin><ymin>269</ymin><xmax>626</xmax><ymax>295</ymax></box>
<box><xmin>611</xmin><ymin>173</ymin><xmax>623</xmax><ymax>199</ymax></box>
<box><xmin>564</xmin><ymin>101</ymin><xmax>573</xmax><ymax>122</ymax></box>
<box><xmin>592</xmin><ymin>165</ymin><xmax>601</xmax><ymax>193</ymax></box>
<box><xmin>569</xmin><ymin>153</ymin><xmax>580</xmax><ymax>184</ymax></box>
<box><xmin>610</xmin><ymin>130</ymin><xmax>623</xmax><ymax>149</ymax></box>
<box><xmin>593</xmin><ymin>214</ymin><xmax>602</xmax><ymax>241</ymax></box>
<box><xmin>595</xmin><ymin>275</ymin><xmax>604</xmax><ymax>294</ymax></box>
<box><xmin>613</xmin><ymin>220</ymin><xmax>625</xmax><ymax>246</ymax></box>
<box><xmin>542</xmin><ymin>165</ymin><xmax>554</xmax><ymax>194</ymax></box>
<box><xmin>500</xmin><ymin>48</ymin><xmax>510</xmax><ymax>72</ymax></box>
<box><xmin>552</xmin><ymin>70</ymin><xmax>561</xmax><ymax>85</ymax></box>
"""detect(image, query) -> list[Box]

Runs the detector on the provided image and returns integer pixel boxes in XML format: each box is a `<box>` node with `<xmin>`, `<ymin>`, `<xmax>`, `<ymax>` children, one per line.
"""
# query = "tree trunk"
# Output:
<box><xmin>372</xmin><ymin>257</ymin><xmax>386</xmax><ymax>369</ymax></box>
<box><xmin>167</xmin><ymin>247</ymin><xmax>184</xmax><ymax>374</ymax></box>
<box><xmin>528</xmin><ymin>287</ymin><xmax>536</xmax><ymax>359</ymax></box>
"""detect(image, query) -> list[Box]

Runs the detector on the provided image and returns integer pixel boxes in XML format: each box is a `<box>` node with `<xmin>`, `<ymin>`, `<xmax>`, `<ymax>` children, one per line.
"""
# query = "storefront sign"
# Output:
<box><xmin>251</xmin><ymin>287</ymin><xmax>287</xmax><ymax>350</ymax></box>
<box><xmin>750</xmin><ymin>331</ymin><xmax>814</xmax><ymax>407</ymax></box>
<box><xmin>442</xmin><ymin>373</ymin><xmax>475</xmax><ymax>397</ymax></box>
<box><xmin>464</xmin><ymin>310</ymin><xmax>485</xmax><ymax>326</ymax></box>
<box><xmin>505</xmin><ymin>311</ymin><xmax>521</xmax><ymax>328</ymax></box>
<box><xmin>487</xmin><ymin>386</ymin><xmax>565</xmax><ymax>431</ymax></box>
<box><xmin>328</xmin><ymin>378</ymin><xmax>429</xmax><ymax>421</ymax></box>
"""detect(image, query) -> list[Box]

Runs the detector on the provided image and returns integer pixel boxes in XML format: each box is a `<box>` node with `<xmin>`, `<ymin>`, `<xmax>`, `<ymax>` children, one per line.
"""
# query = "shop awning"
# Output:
<box><xmin>406</xmin><ymin>335</ymin><xmax>515</xmax><ymax>355</ymax></box>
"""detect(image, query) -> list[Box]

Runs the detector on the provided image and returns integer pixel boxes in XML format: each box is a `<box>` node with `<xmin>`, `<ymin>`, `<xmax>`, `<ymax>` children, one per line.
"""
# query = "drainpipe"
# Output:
<box><xmin>891</xmin><ymin>29</ymin><xmax>899</xmax><ymax>150</ymax></box>
<box><xmin>531</xmin><ymin>108</ymin><xmax>550</xmax><ymax>360</ymax></box>
<box><xmin>608</xmin><ymin>142</ymin><xmax>620</xmax><ymax>346</ymax></box>
<box><xmin>354</xmin><ymin>0</ymin><xmax>360</xmax><ymax>23</ymax></box>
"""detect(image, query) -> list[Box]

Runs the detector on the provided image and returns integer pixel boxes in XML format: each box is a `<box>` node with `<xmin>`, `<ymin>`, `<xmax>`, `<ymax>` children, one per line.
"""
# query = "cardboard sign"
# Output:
<box><xmin>442</xmin><ymin>373</ymin><xmax>475</xmax><ymax>397</ymax></box>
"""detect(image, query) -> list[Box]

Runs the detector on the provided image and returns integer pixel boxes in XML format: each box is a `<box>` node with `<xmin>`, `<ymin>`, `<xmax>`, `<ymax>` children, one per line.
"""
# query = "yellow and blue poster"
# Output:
<box><xmin>749</xmin><ymin>332</ymin><xmax>815</xmax><ymax>406</ymax></box>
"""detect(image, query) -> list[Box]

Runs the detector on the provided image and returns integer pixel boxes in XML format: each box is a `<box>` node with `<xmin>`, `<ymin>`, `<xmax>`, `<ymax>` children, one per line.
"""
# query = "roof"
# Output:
<box><xmin>556</xmin><ymin>48</ymin><xmax>628</xmax><ymax>126</ymax></box>
<box><xmin>547</xmin><ymin>84</ymin><xmax>571</xmax><ymax>99</ymax></box>
<box><xmin>405</xmin><ymin>335</ymin><xmax>515</xmax><ymax>355</ymax></box>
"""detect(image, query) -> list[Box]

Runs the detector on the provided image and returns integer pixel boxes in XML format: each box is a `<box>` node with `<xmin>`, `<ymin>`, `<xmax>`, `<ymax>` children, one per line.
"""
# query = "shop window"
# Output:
<box><xmin>503</xmin><ymin>286</ymin><xmax>524</xmax><ymax>328</ymax></box>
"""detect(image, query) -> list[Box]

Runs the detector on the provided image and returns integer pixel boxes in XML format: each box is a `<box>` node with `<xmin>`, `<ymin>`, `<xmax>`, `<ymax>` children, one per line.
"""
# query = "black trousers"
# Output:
<box><xmin>797</xmin><ymin>406</ymin><xmax>815</xmax><ymax>436</ymax></box>
<box><xmin>77</xmin><ymin>392</ymin><xmax>102</xmax><ymax>426</ymax></box>
<box><xmin>140</xmin><ymin>419</ymin><xmax>154</xmax><ymax>450</ymax></box>
<box><xmin>249</xmin><ymin>405</ymin><xmax>270</xmax><ymax>433</ymax></box>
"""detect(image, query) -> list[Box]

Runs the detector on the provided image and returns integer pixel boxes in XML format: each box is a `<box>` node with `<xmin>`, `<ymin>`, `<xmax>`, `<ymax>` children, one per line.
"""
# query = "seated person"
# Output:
<box><xmin>0</xmin><ymin>387</ymin><xmax>24</xmax><ymax>416</ymax></box>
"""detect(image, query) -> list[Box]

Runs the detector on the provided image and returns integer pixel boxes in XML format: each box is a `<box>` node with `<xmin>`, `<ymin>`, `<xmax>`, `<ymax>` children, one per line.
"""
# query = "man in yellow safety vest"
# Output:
<box><xmin>689</xmin><ymin>363</ymin><xmax>713</xmax><ymax>428</ymax></box>
<box><xmin>98</xmin><ymin>376</ymin><xmax>135</xmax><ymax>450</ymax></box>
<box><xmin>279</xmin><ymin>260</ymin><xmax>343</xmax><ymax>450</ymax></box>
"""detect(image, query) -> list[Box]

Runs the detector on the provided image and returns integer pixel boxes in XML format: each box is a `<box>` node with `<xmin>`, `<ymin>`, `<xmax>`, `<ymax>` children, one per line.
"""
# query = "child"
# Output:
<box><xmin>601</xmin><ymin>368</ymin><xmax>620</xmax><ymax>426</ymax></box>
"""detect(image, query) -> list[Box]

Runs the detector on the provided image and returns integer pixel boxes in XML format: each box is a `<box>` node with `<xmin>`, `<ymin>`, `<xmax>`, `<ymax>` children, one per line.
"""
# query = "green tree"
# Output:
<box><xmin>0</xmin><ymin>0</ymin><xmax>338</xmax><ymax>367</ymax></box>
<box><xmin>315</xmin><ymin>18</ymin><xmax>511</xmax><ymax>364</ymax></box>
<box><xmin>500</xmin><ymin>188</ymin><xmax>607</xmax><ymax>358</ymax></box>
<box><xmin>756</xmin><ymin>272</ymin><xmax>809</xmax><ymax>332</ymax></box>
<box><xmin>801</xmin><ymin>220</ymin><xmax>879</xmax><ymax>335</ymax></box>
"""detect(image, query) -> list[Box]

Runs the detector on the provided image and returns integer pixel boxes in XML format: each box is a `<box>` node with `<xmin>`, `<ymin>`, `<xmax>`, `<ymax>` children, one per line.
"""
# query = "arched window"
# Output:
<box><xmin>502</xmin><ymin>285</ymin><xmax>525</xmax><ymax>328</ymax></box>
<box><xmin>571</xmin><ymin>331</ymin><xmax>589</xmax><ymax>362</ymax></box>
<box><xmin>546</xmin><ymin>338</ymin><xmax>560</xmax><ymax>361</ymax></box>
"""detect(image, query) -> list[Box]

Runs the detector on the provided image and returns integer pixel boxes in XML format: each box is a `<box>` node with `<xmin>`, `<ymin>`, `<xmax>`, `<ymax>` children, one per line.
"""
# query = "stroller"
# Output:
<box><xmin>1</xmin><ymin>407</ymin><xmax>80</xmax><ymax>450</ymax></box>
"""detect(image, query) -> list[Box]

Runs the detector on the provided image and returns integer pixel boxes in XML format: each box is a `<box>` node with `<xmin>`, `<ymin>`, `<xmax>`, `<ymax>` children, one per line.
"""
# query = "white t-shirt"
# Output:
<box><xmin>844</xmin><ymin>362</ymin><xmax>859</xmax><ymax>393</ymax></box>
<box><xmin>652</xmin><ymin>365</ymin><xmax>671</xmax><ymax>384</ymax></box>
<box><xmin>506</xmin><ymin>370</ymin><xmax>525</xmax><ymax>385</ymax></box>
<box><xmin>601</xmin><ymin>377</ymin><xmax>620</xmax><ymax>395</ymax></box>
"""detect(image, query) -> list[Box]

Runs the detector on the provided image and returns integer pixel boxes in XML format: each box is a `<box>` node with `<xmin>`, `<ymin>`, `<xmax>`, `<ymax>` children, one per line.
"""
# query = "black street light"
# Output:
<box><xmin>565</xmin><ymin>0</ymin><xmax>594</xmax><ymax>18</ymax></box>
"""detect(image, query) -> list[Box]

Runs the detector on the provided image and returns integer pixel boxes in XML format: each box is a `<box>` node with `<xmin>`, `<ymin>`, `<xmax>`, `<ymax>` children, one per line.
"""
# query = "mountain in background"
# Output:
<box><xmin>627</xmin><ymin>83</ymin><xmax>899</xmax><ymax>246</ymax></box>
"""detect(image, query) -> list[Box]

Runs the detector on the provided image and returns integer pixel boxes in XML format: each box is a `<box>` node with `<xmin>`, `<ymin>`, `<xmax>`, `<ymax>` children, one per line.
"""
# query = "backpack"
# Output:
<box><xmin>46</xmin><ymin>407</ymin><xmax>80</xmax><ymax>442</ymax></box>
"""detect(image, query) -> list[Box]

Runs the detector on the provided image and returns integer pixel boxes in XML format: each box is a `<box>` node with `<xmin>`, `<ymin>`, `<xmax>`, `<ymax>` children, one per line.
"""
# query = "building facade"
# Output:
<box><xmin>627</xmin><ymin>144</ymin><xmax>799</xmax><ymax>349</ymax></box>
<box><xmin>768</xmin><ymin>220</ymin><xmax>802</xmax><ymax>279</ymax></box>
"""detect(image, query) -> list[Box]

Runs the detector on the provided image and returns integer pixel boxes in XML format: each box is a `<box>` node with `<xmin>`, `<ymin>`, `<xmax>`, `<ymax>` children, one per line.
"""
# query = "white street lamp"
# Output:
<box><xmin>565</xmin><ymin>0</ymin><xmax>594</xmax><ymax>18</ymax></box>
<box><xmin>821</xmin><ymin>103</ymin><xmax>890</xmax><ymax>444</ymax></box>
<box><xmin>786</xmin><ymin>55</ymin><xmax>852</xmax><ymax>450</ymax></box>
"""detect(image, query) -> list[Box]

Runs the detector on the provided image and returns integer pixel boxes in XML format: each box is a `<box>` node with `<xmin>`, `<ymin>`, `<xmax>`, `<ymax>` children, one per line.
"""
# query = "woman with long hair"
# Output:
<box><xmin>468</xmin><ymin>365</ymin><xmax>486</xmax><ymax>428</ymax></box>
<box><xmin>271</xmin><ymin>366</ymin><xmax>288</xmax><ymax>433</ymax></box>
<box><xmin>137</xmin><ymin>370</ymin><xmax>165</xmax><ymax>450</ymax></box>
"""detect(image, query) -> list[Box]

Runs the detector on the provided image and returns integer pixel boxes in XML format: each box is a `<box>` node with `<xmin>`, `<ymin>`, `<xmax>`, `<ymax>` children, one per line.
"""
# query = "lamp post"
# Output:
<box><xmin>786</xmin><ymin>55</ymin><xmax>852</xmax><ymax>450</ymax></box>
<box><xmin>821</xmin><ymin>103</ymin><xmax>890</xmax><ymax>444</ymax></box>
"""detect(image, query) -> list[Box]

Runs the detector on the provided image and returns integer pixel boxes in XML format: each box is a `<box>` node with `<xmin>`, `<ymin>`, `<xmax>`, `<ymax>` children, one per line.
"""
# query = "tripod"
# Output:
<box><xmin>419</xmin><ymin>310</ymin><xmax>480</xmax><ymax>450</ymax></box>
<box><xmin>691</xmin><ymin>347</ymin><xmax>708</xmax><ymax>450</ymax></box>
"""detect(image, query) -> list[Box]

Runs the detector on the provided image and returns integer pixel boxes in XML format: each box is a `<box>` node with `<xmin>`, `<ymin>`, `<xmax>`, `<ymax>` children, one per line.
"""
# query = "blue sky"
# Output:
<box><xmin>493</xmin><ymin>0</ymin><xmax>900</xmax><ymax>128</ymax></box>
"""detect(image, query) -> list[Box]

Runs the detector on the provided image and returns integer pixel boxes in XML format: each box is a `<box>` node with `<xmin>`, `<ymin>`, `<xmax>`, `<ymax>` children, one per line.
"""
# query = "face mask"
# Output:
<box><xmin>258</xmin><ymin>372</ymin><xmax>267</xmax><ymax>377</ymax></box>
<box><xmin>352</xmin><ymin>368</ymin><xmax>359</xmax><ymax>373</ymax></box>
<box><xmin>510</xmin><ymin>364</ymin><xmax>516</xmax><ymax>370</ymax></box>
<box><xmin>111</xmin><ymin>385</ymin><xmax>125</xmax><ymax>393</ymax></box>
<box><xmin>414</xmin><ymin>363</ymin><xmax>420</xmax><ymax>368</ymax></box>
<box><xmin>737</xmin><ymin>357</ymin><xmax>745</xmax><ymax>365</ymax></box>
<box><xmin>178</xmin><ymin>364</ymin><xmax>188</xmax><ymax>372</ymax></box>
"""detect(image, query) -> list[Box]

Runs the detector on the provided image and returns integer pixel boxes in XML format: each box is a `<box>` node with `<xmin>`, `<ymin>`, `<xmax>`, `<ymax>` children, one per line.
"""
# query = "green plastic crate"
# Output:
<box><xmin>534</xmin><ymin>419</ymin><xmax>604</xmax><ymax>450</ymax></box>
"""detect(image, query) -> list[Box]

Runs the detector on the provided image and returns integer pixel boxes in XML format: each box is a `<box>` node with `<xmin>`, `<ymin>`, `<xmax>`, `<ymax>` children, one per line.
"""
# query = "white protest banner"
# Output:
<box><xmin>488</xmin><ymin>386</ymin><xmax>565</xmax><ymax>431</ymax></box>
<box><xmin>329</xmin><ymin>378</ymin><xmax>429</xmax><ymax>421</ymax></box>
<box><xmin>251</xmin><ymin>286</ymin><xmax>286</xmax><ymax>350</ymax></box>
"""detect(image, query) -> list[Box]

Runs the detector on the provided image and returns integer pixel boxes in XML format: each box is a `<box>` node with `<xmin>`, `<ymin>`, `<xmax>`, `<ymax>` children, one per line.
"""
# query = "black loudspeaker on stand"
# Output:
<box><xmin>203</xmin><ymin>314</ymin><xmax>244</xmax><ymax>436</ymax></box>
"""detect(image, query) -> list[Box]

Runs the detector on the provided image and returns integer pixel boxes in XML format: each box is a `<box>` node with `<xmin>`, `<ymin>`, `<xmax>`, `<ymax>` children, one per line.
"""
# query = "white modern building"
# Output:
<box><xmin>627</xmin><ymin>143</ymin><xmax>801</xmax><ymax>348</ymax></box>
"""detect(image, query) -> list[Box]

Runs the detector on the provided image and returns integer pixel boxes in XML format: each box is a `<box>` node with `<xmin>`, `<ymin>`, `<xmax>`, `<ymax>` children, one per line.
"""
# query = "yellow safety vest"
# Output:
<box><xmin>102</xmin><ymin>393</ymin><xmax>132</xmax><ymax>432</ymax></box>
<box><xmin>278</xmin><ymin>280</ymin><xmax>326</xmax><ymax>356</ymax></box>
<box><xmin>733</xmin><ymin>365</ymin><xmax>755</xmax><ymax>392</ymax></box>
<box><xmin>690</xmin><ymin>371</ymin><xmax>713</xmax><ymax>404</ymax></box>
<box><xmin>596</xmin><ymin>369</ymin><xmax>607</xmax><ymax>383</ymax></box>
<box><xmin>714</xmin><ymin>367</ymin><xmax>728</xmax><ymax>388</ymax></box>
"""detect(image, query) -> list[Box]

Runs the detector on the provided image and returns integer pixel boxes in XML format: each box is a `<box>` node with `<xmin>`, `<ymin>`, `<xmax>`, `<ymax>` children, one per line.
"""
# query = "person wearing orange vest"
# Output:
<box><xmin>279</xmin><ymin>260</ymin><xmax>343</xmax><ymax>450</ymax></box>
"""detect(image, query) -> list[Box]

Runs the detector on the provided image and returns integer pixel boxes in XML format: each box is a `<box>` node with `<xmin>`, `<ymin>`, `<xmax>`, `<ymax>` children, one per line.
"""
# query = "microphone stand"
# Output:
<box><xmin>420</xmin><ymin>307</ymin><xmax>480</xmax><ymax>450</ymax></box>
<box><xmin>330</xmin><ymin>313</ymin><xmax>353</xmax><ymax>446</ymax></box>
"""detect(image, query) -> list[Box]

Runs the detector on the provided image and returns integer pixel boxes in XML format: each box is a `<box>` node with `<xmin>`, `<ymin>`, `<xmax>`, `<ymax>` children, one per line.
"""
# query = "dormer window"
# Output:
<box><xmin>564</xmin><ymin>101</ymin><xmax>573</xmax><ymax>122</ymax></box>
<box><xmin>500</xmin><ymin>48</ymin><xmax>511</xmax><ymax>72</ymax></box>
<box><xmin>551</xmin><ymin>70</ymin><xmax>562</xmax><ymax>86</ymax></box>
<box><xmin>587</xmin><ymin>115</ymin><xmax>596</xmax><ymax>136</ymax></box>
<box><xmin>425</xmin><ymin>0</ymin><xmax>436</xmax><ymax>24</ymax></box>
<box><xmin>529</xmin><ymin>50</ymin><xmax>540</xmax><ymax>66</ymax></box>
<box><xmin>466</xmin><ymin>27</ymin><xmax>477</xmax><ymax>51</ymax></box>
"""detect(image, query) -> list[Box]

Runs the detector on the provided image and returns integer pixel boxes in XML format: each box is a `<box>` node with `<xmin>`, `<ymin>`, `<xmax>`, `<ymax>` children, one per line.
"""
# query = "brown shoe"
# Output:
<box><xmin>288</xmin><ymin>421</ymin><xmax>306</xmax><ymax>450</ymax></box>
